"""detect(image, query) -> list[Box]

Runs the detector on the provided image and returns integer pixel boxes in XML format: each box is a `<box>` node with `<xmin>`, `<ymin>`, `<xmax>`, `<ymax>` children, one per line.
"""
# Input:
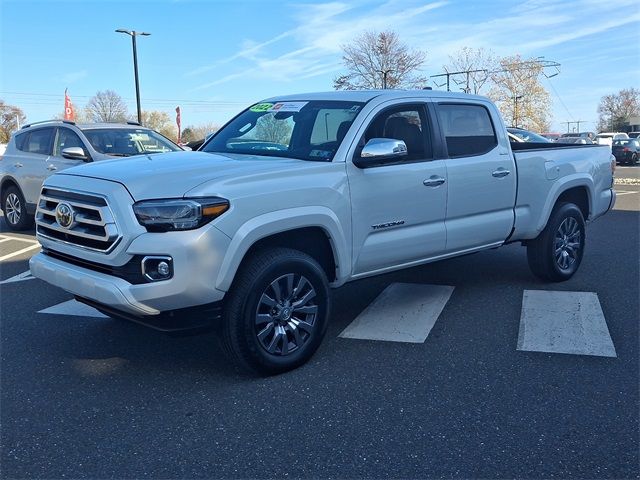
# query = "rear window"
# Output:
<box><xmin>437</xmin><ymin>104</ymin><xmax>497</xmax><ymax>157</ymax></box>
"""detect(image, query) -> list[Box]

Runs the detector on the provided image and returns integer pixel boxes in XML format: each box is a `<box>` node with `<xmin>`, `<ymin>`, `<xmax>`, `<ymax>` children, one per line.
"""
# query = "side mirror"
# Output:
<box><xmin>353</xmin><ymin>138</ymin><xmax>407</xmax><ymax>168</ymax></box>
<box><xmin>61</xmin><ymin>147</ymin><xmax>88</xmax><ymax>161</ymax></box>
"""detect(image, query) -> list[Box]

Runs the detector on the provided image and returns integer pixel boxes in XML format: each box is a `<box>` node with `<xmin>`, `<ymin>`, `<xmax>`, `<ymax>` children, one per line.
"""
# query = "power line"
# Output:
<box><xmin>545</xmin><ymin>77</ymin><xmax>574</xmax><ymax>122</ymax></box>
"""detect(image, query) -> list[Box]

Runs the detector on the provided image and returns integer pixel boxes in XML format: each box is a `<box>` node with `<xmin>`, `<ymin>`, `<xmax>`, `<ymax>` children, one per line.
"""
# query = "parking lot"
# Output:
<box><xmin>1</xmin><ymin>174</ymin><xmax>638</xmax><ymax>479</ymax></box>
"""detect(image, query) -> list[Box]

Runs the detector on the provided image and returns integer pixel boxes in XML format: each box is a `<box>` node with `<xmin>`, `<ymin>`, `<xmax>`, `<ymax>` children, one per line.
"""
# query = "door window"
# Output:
<box><xmin>24</xmin><ymin>128</ymin><xmax>54</xmax><ymax>155</ymax></box>
<box><xmin>437</xmin><ymin>104</ymin><xmax>497</xmax><ymax>157</ymax></box>
<box><xmin>363</xmin><ymin>105</ymin><xmax>431</xmax><ymax>161</ymax></box>
<box><xmin>54</xmin><ymin>128</ymin><xmax>85</xmax><ymax>156</ymax></box>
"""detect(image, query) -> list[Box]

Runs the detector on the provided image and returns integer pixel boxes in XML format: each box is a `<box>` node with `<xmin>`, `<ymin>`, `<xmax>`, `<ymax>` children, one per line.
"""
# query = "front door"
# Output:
<box><xmin>347</xmin><ymin>103</ymin><xmax>447</xmax><ymax>276</ymax></box>
<box><xmin>47</xmin><ymin>127</ymin><xmax>87</xmax><ymax>176</ymax></box>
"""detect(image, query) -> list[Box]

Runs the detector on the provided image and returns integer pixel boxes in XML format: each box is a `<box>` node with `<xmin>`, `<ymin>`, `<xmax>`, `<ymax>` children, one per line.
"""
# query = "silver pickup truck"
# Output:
<box><xmin>28</xmin><ymin>90</ymin><xmax>616</xmax><ymax>374</ymax></box>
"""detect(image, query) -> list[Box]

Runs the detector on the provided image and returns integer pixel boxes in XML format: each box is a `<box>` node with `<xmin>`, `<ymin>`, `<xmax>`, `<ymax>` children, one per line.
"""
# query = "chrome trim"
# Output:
<box><xmin>141</xmin><ymin>256</ymin><xmax>173</xmax><ymax>282</ymax></box>
<box><xmin>35</xmin><ymin>187</ymin><xmax>122</xmax><ymax>253</ymax></box>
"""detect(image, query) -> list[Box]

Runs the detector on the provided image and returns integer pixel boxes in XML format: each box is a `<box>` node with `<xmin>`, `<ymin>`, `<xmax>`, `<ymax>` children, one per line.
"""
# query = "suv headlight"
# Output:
<box><xmin>133</xmin><ymin>197</ymin><xmax>229</xmax><ymax>232</ymax></box>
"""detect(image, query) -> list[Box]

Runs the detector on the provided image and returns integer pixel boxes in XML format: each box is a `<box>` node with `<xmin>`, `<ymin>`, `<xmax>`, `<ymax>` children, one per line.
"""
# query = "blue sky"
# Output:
<box><xmin>1</xmin><ymin>0</ymin><xmax>639</xmax><ymax>132</ymax></box>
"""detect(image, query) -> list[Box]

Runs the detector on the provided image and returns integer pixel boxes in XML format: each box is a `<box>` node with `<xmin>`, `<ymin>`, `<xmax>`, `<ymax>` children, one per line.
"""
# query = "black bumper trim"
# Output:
<box><xmin>75</xmin><ymin>296</ymin><xmax>223</xmax><ymax>334</ymax></box>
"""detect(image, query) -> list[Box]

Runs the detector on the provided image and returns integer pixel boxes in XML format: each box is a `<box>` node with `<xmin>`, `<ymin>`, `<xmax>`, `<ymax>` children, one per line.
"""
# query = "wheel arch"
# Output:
<box><xmin>215</xmin><ymin>208</ymin><xmax>351</xmax><ymax>292</ymax></box>
<box><xmin>535</xmin><ymin>176</ymin><xmax>593</xmax><ymax>235</ymax></box>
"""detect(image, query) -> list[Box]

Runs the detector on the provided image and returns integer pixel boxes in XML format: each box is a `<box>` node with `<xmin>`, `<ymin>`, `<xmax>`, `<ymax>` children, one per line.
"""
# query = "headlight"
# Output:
<box><xmin>133</xmin><ymin>197</ymin><xmax>229</xmax><ymax>232</ymax></box>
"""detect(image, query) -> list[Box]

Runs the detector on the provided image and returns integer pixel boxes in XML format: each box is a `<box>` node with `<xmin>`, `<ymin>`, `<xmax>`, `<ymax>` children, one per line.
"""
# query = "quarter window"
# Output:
<box><xmin>437</xmin><ymin>104</ymin><xmax>497</xmax><ymax>157</ymax></box>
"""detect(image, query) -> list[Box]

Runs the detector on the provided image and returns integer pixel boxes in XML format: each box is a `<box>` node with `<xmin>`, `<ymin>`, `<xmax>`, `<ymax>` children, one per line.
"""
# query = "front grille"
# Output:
<box><xmin>35</xmin><ymin>188</ymin><xmax>121</xmax><ymax>253</ymax></box>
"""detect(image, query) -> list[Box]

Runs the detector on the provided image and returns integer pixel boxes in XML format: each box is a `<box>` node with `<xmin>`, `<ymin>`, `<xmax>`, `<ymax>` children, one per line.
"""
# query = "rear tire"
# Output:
<box><xmin>221</xmin><ymin>247</ymin><xmax>330</xmax><ymax>375</ymax></box>
<box><xmin>2</xmin><ymin>186</ymin><xmax>33</xmax><ymax>231</ymax></box>
<box><xmin>527</xmin><ymin>202</ymin><xmax>585</xmax><ymax>282</ymax></box>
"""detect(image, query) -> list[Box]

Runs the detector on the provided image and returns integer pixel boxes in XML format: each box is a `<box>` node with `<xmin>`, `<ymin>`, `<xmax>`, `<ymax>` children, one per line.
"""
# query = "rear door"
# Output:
<box><xmin>347</xmin><ymin>101</ymin><xmax>448</xmax><ymax>275</ymax></box>
<box><xmin>18</xmin><ymin>127</ymin><xmax>55</xmax><ymax>204</ymax></box>
<box><xmin>434</xmin><ymin>101</ymin><xmax>516</xmax><ymax>252</ymax></box>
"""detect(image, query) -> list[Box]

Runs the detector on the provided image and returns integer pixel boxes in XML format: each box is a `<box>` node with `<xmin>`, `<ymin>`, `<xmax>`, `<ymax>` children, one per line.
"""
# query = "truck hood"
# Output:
<box><xmin>57</xmin><ymin>151</ymin><xmax>311</xmax><ymax>200</ymax></box>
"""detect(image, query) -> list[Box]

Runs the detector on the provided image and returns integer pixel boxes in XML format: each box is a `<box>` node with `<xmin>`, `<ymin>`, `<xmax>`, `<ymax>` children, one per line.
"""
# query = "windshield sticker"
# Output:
<box><xmin>268</xmin><ymin>101</ymin><xmax>308</xmax><ymax>113</ymax></box>
<box><xmin>309</xmin><ymin>149</ymin><xmax>332</xmax><ymax>158</ymax></box>
<box><xmin>249</xmin><ymin>103</ymin><xmax>274</xmax><ymax>113</ymax></box>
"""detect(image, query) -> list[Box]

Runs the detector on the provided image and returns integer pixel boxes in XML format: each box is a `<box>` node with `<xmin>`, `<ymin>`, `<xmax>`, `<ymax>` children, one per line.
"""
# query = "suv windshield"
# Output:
<box><xmin>202</xmin><ymin>100</ymin><xmax>365</xmax><ymax>161</ymax></box>
<box><xmin>82</xmin><ymin>128</ymin><xmax>181</xmax><ymax>156</ymax></box>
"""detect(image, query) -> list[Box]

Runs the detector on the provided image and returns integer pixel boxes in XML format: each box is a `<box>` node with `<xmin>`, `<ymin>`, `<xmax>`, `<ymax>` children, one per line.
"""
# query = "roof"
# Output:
<box><xmin>262</xmin><ymin>89</ymin><xmax>489</xmax><ymax>103</ymax></box>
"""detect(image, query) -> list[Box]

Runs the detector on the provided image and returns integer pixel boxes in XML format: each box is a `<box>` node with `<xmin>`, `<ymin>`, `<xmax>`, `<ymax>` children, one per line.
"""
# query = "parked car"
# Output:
<box><xmin>29</xmin><ymin>91</ymin><xmax>616</xmax><ymax>374</ymax></box>
<box><xmin>507</xmin><ymin>127</ymin><xmax>551</xmax><ymax>143</ymax></box>
<box><xmin>556</xmin><ymin>137</ymin><xmax>592</xmax><ymax>145</ymax></box>
<box><xmin>627</xmin><ymin>132</ymin><xmax>640</xmax><ymax>139</ymax></box>
<box><xmin>541</xmin><ymin>132</ymin><xmax>561</xmax><ymax>141</ymax></box>
<box><xmin>560</xmin><ymin>132</ymin><xmax>595</xmax><ymax>141</ymax></box>
<box><xmin>595</xmin><ymin>132</ymin><xmax>629</xmax><ymax>146</ymax></box>
<box><xmin>611</xmin><ymin>138</ymin><xmax>640</xmax><ymax>165</ymax></box>
<box><xmin>0</xmin><ymin>120</ymin><xmax>183</xmax><ymax>230</ymax></box>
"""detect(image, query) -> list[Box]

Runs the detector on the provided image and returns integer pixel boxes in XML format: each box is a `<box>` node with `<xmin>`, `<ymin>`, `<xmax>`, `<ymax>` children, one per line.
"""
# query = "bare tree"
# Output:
<box><xmin>182</xmin><ymin>122</ymin><xmax>220</xmax><ymax>142</ymax></box>
<box><xmin>0</xmin><ymin>100</ymin><xmax>26</xmax><ymax>143</ymax></box>
<box><xmin>86</xmin><ymin>90</ymin><xmax>128</xmax><ymax>123</ymax></box>
<box><xmin>442</xmin><ymin>47</ymin><xmax>497</xmax><ymax>94</ymax></box>
<box><xmin>488</xmin><ymin>55</ymin><xmax>551</xmax><ymax>132</ymax></box>
<box><xmin>255</xmin><ymin>114</ymin><xmax>291</xmax><ymax>144</ymax></box>
<box><xmin>597</xmin><ymin>88</ymin><xmax>640</xmax><ymax>132</ymax></box>
<box><xmin>333</xmin><ymin>31</ymin><xmax>427</xmax><ymax>90</ymax></box>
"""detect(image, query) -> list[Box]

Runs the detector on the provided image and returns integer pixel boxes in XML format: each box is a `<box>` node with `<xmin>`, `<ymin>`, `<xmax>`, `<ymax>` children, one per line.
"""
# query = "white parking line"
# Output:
<box><xmin>517</xmin><ymin>290</ymin><xmax>616</xmax><ymax>357</ymax></box>
<box><xmin>339</xmin><ymin>283</ymin><xmax>454</xmax><ymax>343</ymax></box>
<box><xmin>615</xmin><ymin>191</ymin><xmax>638</xmax><ymax>196</ymax></box>
<box><xmin>0</xmin><ymin>237</ymin><xmax>12</xmax><ymax>244</ymax></box>
<box><xmin>38</xmin><ymin>299</ymin><xmax>108</xmax><ymax>318</ymax></box>
<box><xmin>0</xmin><ymin>270</ymin><xmax>35</xmax><ymax>285</ymax></box>
<box><xmin>0</xmin><ymin>243</ymin><xmax>41</xmax><ymax>262</ymax></box>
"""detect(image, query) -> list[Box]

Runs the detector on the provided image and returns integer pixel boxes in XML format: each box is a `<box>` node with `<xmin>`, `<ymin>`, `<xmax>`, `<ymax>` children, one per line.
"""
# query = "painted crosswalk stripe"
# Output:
<box><xmin>339</xmin><ymin>283</ymin><xmax>454</xmax><ymax>343</ymax></box>
<box><xmin>38</xmin><ymin>299</ymin><xmax>108</xmax><ymax>318</ymax></box>
<box><xmin>517</xmin><ymin>290</ymin><xmax>616</xmax><ymax>357</ymax></box>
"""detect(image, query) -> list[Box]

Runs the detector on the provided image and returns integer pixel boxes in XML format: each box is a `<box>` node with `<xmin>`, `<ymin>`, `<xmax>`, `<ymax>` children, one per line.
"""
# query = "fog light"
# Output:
<box><xmin>142</xmin><ymin>256</ymin><xmax>173</xmax><ymax>282</ymax></box>
<box><xmin>157</xmin><ymin>261</ymin><xmax>170</xmax><ymax>276</ymax></box>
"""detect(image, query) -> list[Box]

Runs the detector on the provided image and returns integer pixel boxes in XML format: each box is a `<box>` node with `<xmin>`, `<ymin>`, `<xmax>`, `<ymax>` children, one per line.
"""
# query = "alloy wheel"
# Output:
<box><xmin>554</xmin><ymin>217</ymin><xmax>581</xmax><ymax>270</ymax></box>
<box><xmin>5</xmin><ymin>193</ymin><xmax>21</xmax><ymax>225</ymax></box>
<box><xmin>255</xmin><ymin>273</ymin><xmax>318</xmax><ymax>356</ymax></box>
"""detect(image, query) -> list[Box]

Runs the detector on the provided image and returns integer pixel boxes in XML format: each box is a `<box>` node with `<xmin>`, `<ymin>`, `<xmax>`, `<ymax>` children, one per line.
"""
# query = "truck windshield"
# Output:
<box><xmin>201</xmin><ymin>100</ymin><xmax>365</xmax><ymax>161</ymax></box>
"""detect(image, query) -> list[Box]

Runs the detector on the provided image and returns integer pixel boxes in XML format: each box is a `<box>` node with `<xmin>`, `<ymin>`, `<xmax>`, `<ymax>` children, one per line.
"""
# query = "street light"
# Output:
<box><xmin>115</xmin><ymin>29</ymin><xmax>150</xmax><ymax>125</ymax></box>
<box><xmin>376</xmin><ymin>69</ymin><xmax>394</xmax><ymax>89</ymax></box>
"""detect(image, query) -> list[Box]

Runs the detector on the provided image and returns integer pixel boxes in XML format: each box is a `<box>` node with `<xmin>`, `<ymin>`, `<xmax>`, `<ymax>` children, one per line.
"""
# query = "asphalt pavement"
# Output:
<box><xmin>0</xmin><ymin>182</ymin><xmax>638</xmax><ymax>479</ymax></box>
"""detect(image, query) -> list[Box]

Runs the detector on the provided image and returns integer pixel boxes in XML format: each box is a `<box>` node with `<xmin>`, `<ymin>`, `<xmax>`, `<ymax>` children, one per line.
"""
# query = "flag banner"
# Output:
<box><xmin>64</xmin><ymin>89</ymin><xmax>76</xmax><ymax>121</ymax></box>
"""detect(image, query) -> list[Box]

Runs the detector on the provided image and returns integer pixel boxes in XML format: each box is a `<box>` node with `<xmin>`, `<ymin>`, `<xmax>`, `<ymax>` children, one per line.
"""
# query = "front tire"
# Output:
<box><xmin>2</xmin><ymin>186</ymin><xmax>33</xmax><ymax>231</ymax></box>
<box><xmin>527</xmin><ymin>202</ymin><xmax>585</xmax><ymax>282</ymax></box>
<box><xmin>221</xmin><ymin>247</ymin><xmax>330</xmax><ymax>375</ymax></box>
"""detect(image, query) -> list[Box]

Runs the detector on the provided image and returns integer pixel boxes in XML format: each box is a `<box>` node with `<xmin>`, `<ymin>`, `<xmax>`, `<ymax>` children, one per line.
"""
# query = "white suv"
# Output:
<box><xmin>0</xmin><ymin>120</ymin><xmax>182</xmax><ymax>230</ymax></box>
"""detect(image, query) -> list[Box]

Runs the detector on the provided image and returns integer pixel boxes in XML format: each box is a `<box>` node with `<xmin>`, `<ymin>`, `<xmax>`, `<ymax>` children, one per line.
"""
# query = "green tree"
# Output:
<box><xmin>333</xmin><ymin>31</ymin><xmax>427</xmax><ymax>90</ymax></box>
<box><xmin>0</xmin><ymin>100</ymin><xmax>26</xmax><ymax>143</ymax></box>
<box><xmin>597</xmin><ymin>88</ymin><xmax>640</xmax><ymax>132</ymax></box>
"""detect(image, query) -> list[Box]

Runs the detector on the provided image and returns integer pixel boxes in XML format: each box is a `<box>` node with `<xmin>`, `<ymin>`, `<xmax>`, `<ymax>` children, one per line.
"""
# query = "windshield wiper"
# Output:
<box><xmin>105</xmin><ymin>153</ymin><xmax>132</xmax><ymax>157</ymax></box>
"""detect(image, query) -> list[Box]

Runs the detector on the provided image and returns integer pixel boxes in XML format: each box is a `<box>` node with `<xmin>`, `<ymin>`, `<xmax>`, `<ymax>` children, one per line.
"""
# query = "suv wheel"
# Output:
<box><xmin>2</xmin><ymin>186</ymin><xmax>34</xmax><ymax>231</ymax></box>
<box><xmin>527</xmin><ymin>202</ymin><xmax>585</xmax><ymax>282</ymax></box>
<box><xmin>221</xmin><ymin>247</ymin><xmax>330</xmax><ymax>375</ymax></box>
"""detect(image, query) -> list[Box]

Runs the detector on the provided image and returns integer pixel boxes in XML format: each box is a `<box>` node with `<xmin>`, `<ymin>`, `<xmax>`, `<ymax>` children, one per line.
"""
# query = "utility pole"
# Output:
<box><xmin>513</xmin><ymin>95</ymin><xmax>523</xmax><ymax>128</ymax></box>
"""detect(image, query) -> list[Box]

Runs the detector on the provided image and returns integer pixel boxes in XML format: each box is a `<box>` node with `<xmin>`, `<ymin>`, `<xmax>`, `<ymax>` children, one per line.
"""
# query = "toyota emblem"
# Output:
<box><xmin>55</xmin><ymin>203</ymin><xmax>75</xmax><ymax>229</ymax></box>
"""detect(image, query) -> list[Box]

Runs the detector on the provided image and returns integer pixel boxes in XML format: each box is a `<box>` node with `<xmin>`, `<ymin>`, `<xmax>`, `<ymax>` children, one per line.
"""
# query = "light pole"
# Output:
<box><xmin>513</xmin><ymin>95</ymin><xmax>524</xmax><ymax>128</ymax></box>
<box><xmin>377</xmin><ymin>69</ymin><xmax>394</xmax><ymax>89</ymax></box>
<box><xmin>116</xmin><ymin>29</ymin><xmax>150</xmax><ymax>125</ymax></box>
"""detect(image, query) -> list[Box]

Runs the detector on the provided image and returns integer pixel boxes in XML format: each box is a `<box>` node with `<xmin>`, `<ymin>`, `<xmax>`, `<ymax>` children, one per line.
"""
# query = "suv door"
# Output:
<box><xmin>435</xmin><ymin>102</ymin><xmax>517</xmax><ymax>252</ymax></box>
<box><xmin>347</xmin><ymin>102</ymin><xmax>447</xmax><ymax>276</ymax></box>
<box><xmin>17</xmin><ymin>127</ymin><xmax>55</xmax><ymax>205</ymax></box>
<box><xmin>48</xmin><ymin>127</ymin><xmax>89</xmax><ymax>174</ymax></box>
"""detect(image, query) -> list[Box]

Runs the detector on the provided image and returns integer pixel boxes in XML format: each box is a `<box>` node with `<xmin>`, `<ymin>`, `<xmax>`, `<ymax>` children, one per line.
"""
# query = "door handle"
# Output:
<box><xmin>423</xmin><ymin>176</ymin><xmax>446</xmax><ymax>187</ymax></box>
<box><xmin>14</xmin><ymin>163</ymin><xmax>23</xmax><ymax>168</ymax></box>
<box><xmin>492</xmin><ymin>169</ymin><xmax>510</xmax><ymax>178</ymax></box>
<box><xmin>47</xmin><ymin>165</ymin><xmax>57</xmax><ymax>171</ymax></box>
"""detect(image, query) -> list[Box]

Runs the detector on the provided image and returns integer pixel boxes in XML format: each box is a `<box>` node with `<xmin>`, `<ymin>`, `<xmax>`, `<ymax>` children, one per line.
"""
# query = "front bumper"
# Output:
<box><xmin>30</xmin><ymin>224</ymin><xmax>231</xmax><ymax>317</ymax></box>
